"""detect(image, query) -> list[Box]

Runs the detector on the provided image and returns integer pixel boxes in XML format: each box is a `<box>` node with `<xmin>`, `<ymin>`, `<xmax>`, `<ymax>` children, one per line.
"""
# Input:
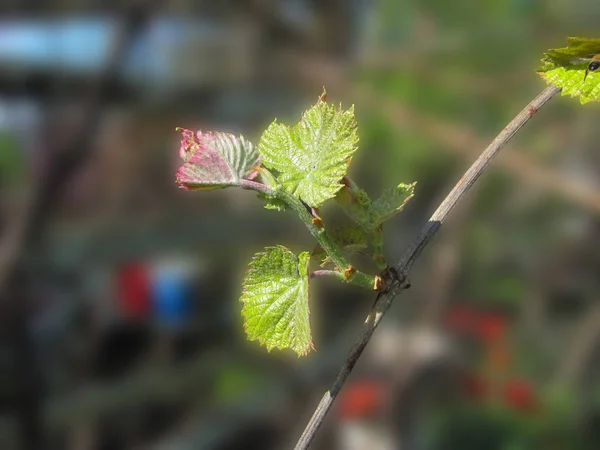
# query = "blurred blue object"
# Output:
<box><xmin>150</xmin><ymin>258</ymin><xmax>196</xmax><ymax>330</ymax></box>
<box><xmin>0</xmin><ymin>16</ymin><xmax>255</xmax><ymax>91</ymax></box>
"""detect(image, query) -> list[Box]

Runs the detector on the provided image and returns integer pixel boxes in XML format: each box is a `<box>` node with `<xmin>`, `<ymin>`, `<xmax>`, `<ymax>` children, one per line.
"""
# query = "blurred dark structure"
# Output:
<box><xmin>1</xmin><ymin>0</ymin><xmax>600</xmax><ymax>449</ymax></box>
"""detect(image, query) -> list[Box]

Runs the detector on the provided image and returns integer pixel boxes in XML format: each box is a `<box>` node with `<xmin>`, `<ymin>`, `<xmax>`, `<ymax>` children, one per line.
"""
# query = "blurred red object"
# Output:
<box><xmin>445</xmin><ymin>306</ymin><xmax>508</xmax><ymax>342</ymax></box>
<box><xmin>503</xmin><ymin>379</ymin><xmax>537</xmax><ymax>412</ymax></box>
<box><xmin>445</xmin><ymin>306</ymin><xmax>477</xmax><ymax>332</ymax></box>
<box><xmin>476</xmin><ymin>314</ymin><xmax>508</xmax><ymax>342</ymax></box>
<box><xmin>115</xmin><ymin>262</ymin><xmax>151</xmax><ymax>318</ymax></box>
<box><xmin>337</xmin><ymin>379</ymin><xmax>385</xmax><ymax>420</ymax></box>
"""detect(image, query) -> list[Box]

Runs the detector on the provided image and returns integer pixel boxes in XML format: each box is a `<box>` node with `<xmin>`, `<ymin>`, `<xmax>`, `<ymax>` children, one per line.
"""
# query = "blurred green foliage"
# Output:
<box><xmin>0</xmin><ymin>133</ymin><xmax>25</xmax><ymax>186</ymax></box>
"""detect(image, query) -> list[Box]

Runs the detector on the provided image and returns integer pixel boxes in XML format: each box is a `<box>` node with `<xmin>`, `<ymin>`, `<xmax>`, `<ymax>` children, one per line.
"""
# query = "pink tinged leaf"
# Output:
<box><xmin>175</xmin><ymin>128</ymin><xmax>261</xmax><ymax>190</ymax></box>
<box><xmin>177</xmin><ymin>127</ymin><xmax>200</xmax><ymax>161</ymax></box>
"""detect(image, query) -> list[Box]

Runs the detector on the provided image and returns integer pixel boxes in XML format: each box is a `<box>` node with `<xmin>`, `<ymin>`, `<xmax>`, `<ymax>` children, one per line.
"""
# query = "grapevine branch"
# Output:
<box><xmin>273</xmin><ymin>185</ymin><xmax>376</xmax><ymax>289</ymax></box>
<box><xmin>293</xmin><ymin>84</ymin><xmax>561</xmax><ymax>450</ymax></box>
<box><xmin>242</xmin><ymin>177</ymin><xmax>377</xmax><ymax>289</ymax></box>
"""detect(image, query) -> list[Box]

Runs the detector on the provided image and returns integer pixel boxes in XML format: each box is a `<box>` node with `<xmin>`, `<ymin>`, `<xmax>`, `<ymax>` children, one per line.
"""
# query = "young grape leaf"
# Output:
<box><xmin>539</xmin><ymin>37</ymin><xmax>600</xmax><ymax>104</ymax></box>
<box><xmin>258</xmin><ymin>99</ymin><xmax>358</xmax><ymax>208</ymax></box>
<box><xmin>337</xmin><ymin>179</ymin><xmax>415</xmax><ymax>229</ymax></box>
<box><xmin>240</xmin><ymin>246</ymin><xmax>313</xmax><ymax>356</ymax></box>
<box><xmin>312</xmin><ymin>226</ymin><xmax>369</xmax><ymax>266</ymax></box>
<box><xmin>176</xmin><ymin>128</ymin><xmax>261</xmax><ymax>190</ymax></box>
<box><xmin>369</xmin><ymin>182</ymin><xmax>416</xmax><ymax>227</ymax></box>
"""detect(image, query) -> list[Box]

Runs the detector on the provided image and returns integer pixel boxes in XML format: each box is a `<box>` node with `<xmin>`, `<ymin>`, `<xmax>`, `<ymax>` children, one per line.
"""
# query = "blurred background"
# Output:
<box><xmin>1</xmin><ymin>0</ymin><xmax>600</xmax><ymax>449</ymax></box>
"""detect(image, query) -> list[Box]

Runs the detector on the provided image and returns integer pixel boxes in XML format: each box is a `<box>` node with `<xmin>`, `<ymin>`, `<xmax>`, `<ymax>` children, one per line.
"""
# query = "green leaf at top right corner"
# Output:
<box><xmin>369</xmin><ymin>182</ymin><xmax>416</xmax><ymax>227</ymax></box>
<box><xmin>538</xmin><ymin>37</ymin><xmax>600</xmax><ymax>104</ymax></box>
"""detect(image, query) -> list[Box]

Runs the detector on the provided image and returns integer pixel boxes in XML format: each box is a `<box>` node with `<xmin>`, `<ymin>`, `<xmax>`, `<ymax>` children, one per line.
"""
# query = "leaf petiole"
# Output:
<box><xmin>309</xmin><ymin>270</ymin><xmax>345</xmax><ymax>280</ymax></box>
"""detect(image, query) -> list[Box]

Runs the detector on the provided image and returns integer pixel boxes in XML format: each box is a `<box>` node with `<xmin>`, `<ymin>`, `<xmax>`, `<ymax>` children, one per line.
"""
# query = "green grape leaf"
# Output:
<box><xmin>538</xmin><ymin>37</ymin><xmax>600</xmax><ymax>104</ymax></box>
<box><xmin>176</xmin><ymin>128</ymin><xmax>261</xmax><ymax>190</ymax></box>
<box><xmin>240</xmin><ymin>246</ymin><xmax>313</xmax><ymax>356</ymax></box>
<box><xmin>312</xmin><ymin>226</ymin><xmax>369</xmax><ymax>266</ymax></box>
<box><xmin>369</xmin><ymin>182</ymin><xmax>416</xmax><ymax>227</ymax></box>
<box><xmin>258</xmin><ymin>99</ymin><xmax>358</xmax><ymax>207</ymax></box>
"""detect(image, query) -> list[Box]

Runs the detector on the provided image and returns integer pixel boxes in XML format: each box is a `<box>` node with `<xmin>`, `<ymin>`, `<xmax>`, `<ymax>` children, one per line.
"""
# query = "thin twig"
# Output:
<box><xmin>293</xmin><ymin>84</ymin><xmax>561</xmax><ymax>450</ymax></box>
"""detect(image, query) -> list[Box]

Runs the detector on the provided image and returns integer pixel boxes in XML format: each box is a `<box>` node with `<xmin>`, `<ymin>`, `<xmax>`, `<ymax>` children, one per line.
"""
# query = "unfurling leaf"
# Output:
<box><xmin>176</xmin><ymin>128</ymin><xmax>260</xmax><ymax>190</ymax></box>
<box><xmin>369</xmin><ymin>182</ymin><xmax>416</xmax><ymax>227</ymax></box>
<box><xmin>240</xmin><ymin>246</ymin><xmax>313</xmax><ymax>356</ymax></box>
<box><xmin>337</xmin><ymin>178</ymin><xmax>416</xmax><ymax>229</ymax></box>
<box><xmin>335</xmin><ymin>181</ymin><xmax>372</xmax><ymax>229</ymax></box>
<box><xmin>538</xmin><ymin>37</ymin><xmax>600</xmax><ymax>104</ymax></box>
<box><xmin>258</xmin><ymin>100</ymin><xmax>358</xmax><ymax>207</ymax></box>
<box><xmin>312</xmin><ymin>226</ymin><xmax>369</xmax><ymax>266</ymax></box>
